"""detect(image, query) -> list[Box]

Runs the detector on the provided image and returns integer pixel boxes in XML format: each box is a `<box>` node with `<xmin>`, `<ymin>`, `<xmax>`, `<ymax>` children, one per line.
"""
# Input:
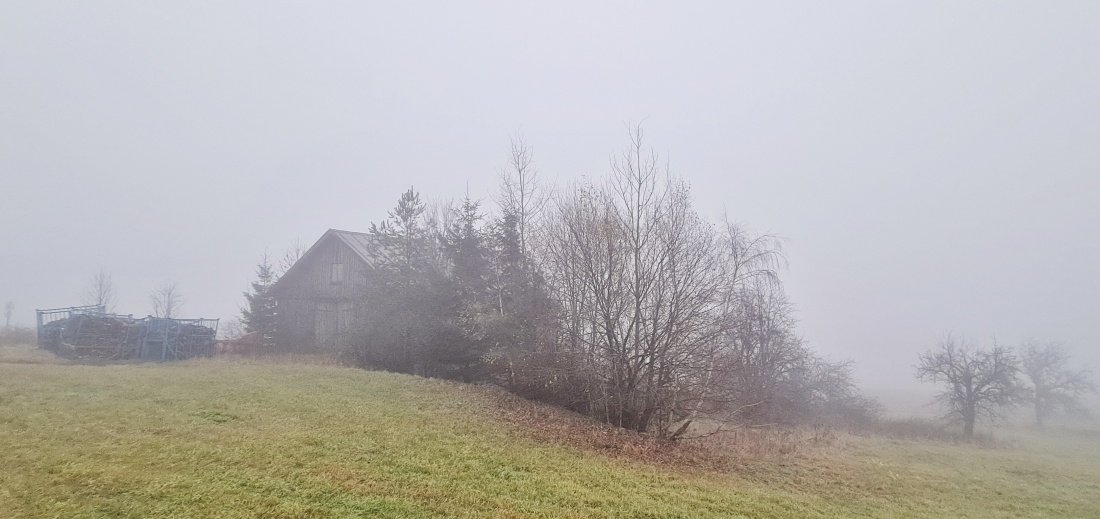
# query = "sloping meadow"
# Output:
<box><xmin>1</xmin><ymin>355</ymin><xmax>1097</xmax><ymax>518</ymax></box>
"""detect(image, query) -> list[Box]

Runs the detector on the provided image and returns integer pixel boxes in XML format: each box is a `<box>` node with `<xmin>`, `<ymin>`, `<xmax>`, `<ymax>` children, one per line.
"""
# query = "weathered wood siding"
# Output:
<box><xmin>273</xmin><ymin>236</ymin><xmax>371</xmax><ymax>352</ymax></box>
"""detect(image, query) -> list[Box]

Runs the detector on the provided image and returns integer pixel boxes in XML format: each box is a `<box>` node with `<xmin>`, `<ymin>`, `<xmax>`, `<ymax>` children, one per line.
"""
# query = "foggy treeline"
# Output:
<box><xmin>917</xmin><ymin>335</ymin><xmax>1096</xmax><ymax>437</ymax></box>
<box><xmin>246</xmin><ymin>128</ymin><xmax>880</xmax><ymax>440</ymax></box>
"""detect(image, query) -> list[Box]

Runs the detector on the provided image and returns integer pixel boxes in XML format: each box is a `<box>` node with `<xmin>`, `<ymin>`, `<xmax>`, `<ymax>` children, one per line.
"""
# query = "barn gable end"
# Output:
<box><xmin>272</xmin><ymin>229</ymin><xmax>388</xmax><ymax>352</ymax></box>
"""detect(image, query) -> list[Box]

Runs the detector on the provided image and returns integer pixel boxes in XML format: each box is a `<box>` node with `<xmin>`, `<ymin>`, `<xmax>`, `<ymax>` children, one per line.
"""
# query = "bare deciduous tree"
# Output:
<box><xmin>423</xmin><ymin>197</ymin><xmax>458</xmax><ymax>273</ymax></box>
<box><xmin>424</xmin><ymin>197</ymin><xmax>457</xmax><ymax>235</ymax></box>
<box><xmin>3</xmin><ymin>301</ymin><xmax>13</xmax><ymax>330</ymax></box>
<box><xmin>276</xmin><ymin>239</ymin><xmax>307</xmax><ymax>278</ymax></box>
<box><xmin>495</xmin><ymin>133</ymin><xmax>547</xmax><ymax>268</ymax></box>
<box><xmin>720</xmin><ymin>218</ymin><xmax>786</xmax><ymax>290</ymax></box>
<box><xmin>1020</xmin><ymin>341</ymin><xmax>1096</xmax><ymax>426</ymax></box>
<box><xmin>83</xmin><ymin>270</ymin><xmax>116</xmax><ymax>312</ymax></box>
<box><xmin>150</xmin><ymin>282</ymin><xmax>183</xmax><ymax>319</ymax></box>
<box><xmin>532</xmin><ymin>125</ymin><xmax>876</xmax><ymax>438</ymax></box>
<box><xmin>916</xmin><ymin>335</ymin><xmax>1021</xmax><ymax>437</ymax></box>
<box><xmin>542</xmin><ymin>125</ymin><xmax>726</xmax><ymax>437</ymax></box>
<box><xmin>713</xmin><ymin>278</ymin><xmax>805</xmax><ymax>423</ymax></box>
<box><xmin>698</xmin><ymin>220</ymin><xmax>793</xmax><ymax>423</ymax></box>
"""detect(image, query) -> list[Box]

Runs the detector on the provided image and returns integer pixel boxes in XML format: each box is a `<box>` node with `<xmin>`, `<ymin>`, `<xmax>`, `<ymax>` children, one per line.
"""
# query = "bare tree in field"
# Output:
<box><xmin>916</xmin><ymin>335</ymin><xmax>1021</xmax><ymax>437</ymax></box>
<box><xmin>3</xmin><ymin>301</ymin><xmax>13</xmax><ymax>330</ymax></box>
<box><xmin>83</xmin><ymin>270</ymin><xmax>116</xmax><ymax>312</ymax></box>
<box><xmin>150</xmin><ymin>282</ymin><xmax>183</xmax><ymax>319</ymax></box>
<box><xmin>1020</xmin><ymin>341</ymin><xmax>1096</xmax><ymax>426</ymax></box>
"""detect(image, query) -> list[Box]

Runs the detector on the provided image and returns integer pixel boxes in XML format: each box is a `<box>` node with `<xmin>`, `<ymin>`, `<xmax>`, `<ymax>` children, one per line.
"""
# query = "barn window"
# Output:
<box><xmin>331</xmin><ymin>263</ymin><xmax>345</xmax><ymax>284</ymax></box>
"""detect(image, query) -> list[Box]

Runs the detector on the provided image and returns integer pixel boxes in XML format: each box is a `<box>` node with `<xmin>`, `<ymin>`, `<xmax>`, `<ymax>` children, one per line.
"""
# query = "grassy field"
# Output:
<box><xmin>1</xmin><ymin>348</ymin><xmax>1098</xmax><ymax>518</ymax></box>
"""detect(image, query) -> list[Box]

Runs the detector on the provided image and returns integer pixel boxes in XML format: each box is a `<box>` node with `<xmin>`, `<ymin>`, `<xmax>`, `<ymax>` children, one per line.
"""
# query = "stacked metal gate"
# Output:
<box><xmin>36</xmin><ymin>306</ymin><xmax>218</xmax><ymax>361</ymax></box>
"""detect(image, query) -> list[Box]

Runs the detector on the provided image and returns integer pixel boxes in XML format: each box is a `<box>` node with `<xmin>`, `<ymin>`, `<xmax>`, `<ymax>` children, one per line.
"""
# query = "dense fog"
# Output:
<box><xmin>2</xmin><ymin>2</ymin><xmax>1098</xmax><ymax>416</ymax></box>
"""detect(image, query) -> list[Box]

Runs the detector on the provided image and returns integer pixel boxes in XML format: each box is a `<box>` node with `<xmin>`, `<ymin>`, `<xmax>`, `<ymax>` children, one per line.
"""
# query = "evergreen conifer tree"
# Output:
<box><xmin>241</xmin><ymin>254</ymin><xmax>278</xmax><ymax>347</ymax></box>
<box><xmin>491</xmin><ymin>209</ymin><xmax>525</xmax><ymax>315</ymax></box>
<box><xmin>443</xmin><ymin>195</ymin><xmax>491</xmax><ymax>299</ymax></box>
<box><xmin>362</xmin><ymin>187</ymin><xmax>438</xmax><ymax>373</ymax></box>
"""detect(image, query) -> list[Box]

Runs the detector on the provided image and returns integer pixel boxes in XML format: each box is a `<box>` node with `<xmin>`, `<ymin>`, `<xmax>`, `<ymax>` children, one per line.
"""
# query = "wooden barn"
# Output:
<box><xmin>271</xmin><ymin>229</ymin><xmax>391</xmax><ymax>352</ymax></box>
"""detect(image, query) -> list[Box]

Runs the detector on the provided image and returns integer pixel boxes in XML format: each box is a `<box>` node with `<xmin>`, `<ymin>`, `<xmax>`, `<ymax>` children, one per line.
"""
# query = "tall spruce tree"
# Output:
<box><xmin>443</xmin><ymin>195</ymin><xmax>491</xmax><ymax>298</ymax></box>
<box><xmin>361</xmin><ymin>187</ymin><xmax>438</xmax><ymax>374</ymax></box>
<box><xmin>241</xmin><ymin>254</ymin><xmax>278</xmax><ymax>347</ymax></box>
<box><xmin>435</xmin><ymin>194</ymin><xmax>493</xmax><ymax>381</ymax></box>
<box><xmin>371</xmin><ymin>186</ymin><xmax>428</xmax><ymax>276</ymax></box>
<box><xmin>491</xmin><ymin>209</ymin><xmax>526</xmax><ymax>316</ymax></box>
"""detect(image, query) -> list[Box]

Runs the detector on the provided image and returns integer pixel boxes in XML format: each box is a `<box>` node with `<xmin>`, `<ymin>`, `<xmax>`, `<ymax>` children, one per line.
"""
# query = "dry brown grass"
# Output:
<box><xmin>454</xmin><ymin>383</ymin><xmax>846</xmax><ymax>473</ymax></box>
<box><xmin>853</xmin><ymin>417</ymin><xmax>1011</xmax><ymax>448</ymax></box>
<box><xmin>0</xmin><ymin>343</ymin><xmax>68</xmax><ymax>365</ymax></box>
<box><xmin>0</xmin><ymin>327</ymin><xmax>36</xmax><ymax>347</ymax></box>
<box><xmin>702</xmin><ymin>425</ymin><xmax>842</xmax><ymax>457</ymax></box>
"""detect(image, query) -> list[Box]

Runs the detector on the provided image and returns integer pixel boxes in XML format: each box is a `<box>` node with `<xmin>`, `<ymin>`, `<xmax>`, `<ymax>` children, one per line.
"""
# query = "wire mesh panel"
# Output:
<box><xmin>36</xmin><ymin>306</ymin><xmax>217</xmax><ymax>361</ymax></box>
<box><xmin>36</xmin><ymin>306</ymin><xmax>113</xmax><ymax>354</ymax></box>
<box><xmin>139</xmin><ymin>318</ymin><xmax>218</xmax><ymax>360</ymax></box>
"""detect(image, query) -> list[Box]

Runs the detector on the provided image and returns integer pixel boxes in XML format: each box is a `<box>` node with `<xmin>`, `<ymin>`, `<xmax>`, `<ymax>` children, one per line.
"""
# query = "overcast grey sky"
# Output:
<box><xmin>2</xmin><ymin>2</ymin><xmax>1098</xmax><ymax>407</ymax></box>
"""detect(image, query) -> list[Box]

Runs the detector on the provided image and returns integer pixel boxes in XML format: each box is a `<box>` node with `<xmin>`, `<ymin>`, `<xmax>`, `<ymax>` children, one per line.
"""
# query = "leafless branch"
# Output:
<box><xmin>150</xmin><ymin>282</ymin><xmax>183</xmax><ymax>319</ymax></box>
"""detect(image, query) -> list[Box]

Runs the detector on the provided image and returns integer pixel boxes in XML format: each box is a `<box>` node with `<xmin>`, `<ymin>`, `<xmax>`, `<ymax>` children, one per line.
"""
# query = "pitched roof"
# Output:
<box><xmin>272</xmin><ymin>228</ymin><xmax>393</xmax><ymax>292</ymax></box>
<box><xmin>329</xmin><ymin>229</ymin><xmax>395</xmax><ymax>267</ymax></box>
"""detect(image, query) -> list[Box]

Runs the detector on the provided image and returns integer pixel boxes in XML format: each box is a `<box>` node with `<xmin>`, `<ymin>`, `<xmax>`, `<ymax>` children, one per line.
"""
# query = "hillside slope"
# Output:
<box><xmin>1</xmin><ymin>355</ymin><xmax>1098</xmax><ymax>518</ymax></box>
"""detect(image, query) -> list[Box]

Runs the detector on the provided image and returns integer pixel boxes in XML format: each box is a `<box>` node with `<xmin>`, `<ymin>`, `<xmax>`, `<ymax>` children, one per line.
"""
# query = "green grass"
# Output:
<box><xmin>1</xmin><ymin>351</ymin><xmax>1098</xmax><ymax>518</ymax></box>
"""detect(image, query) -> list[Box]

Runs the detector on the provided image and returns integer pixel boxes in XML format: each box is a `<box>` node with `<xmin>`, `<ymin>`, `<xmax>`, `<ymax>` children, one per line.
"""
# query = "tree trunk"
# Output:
<box><xmin>963</xmin><ymin>418</ymin><xmax>975</xmax><ymax>438</ymax></box>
